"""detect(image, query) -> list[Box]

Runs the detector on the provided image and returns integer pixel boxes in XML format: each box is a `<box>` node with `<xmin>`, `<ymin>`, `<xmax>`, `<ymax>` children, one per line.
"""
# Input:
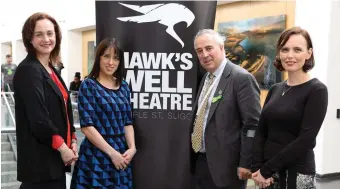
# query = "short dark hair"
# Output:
<box><xmin>6</xmin><ymin>54</ymin><xmax>11</xmax><ymax>58</ymax></box>
<box><xmin>74</xmin><ymin>72</ymin><xmax>81</xmax><ymax>79</ymax></box>
<box><xmin>88</xmin><ymin>38</ymin><xmax>124</xmax><ymax>86</ymax></box>
<box><xmin>274</xmin><ymin>26</ymin><xmax>314</xmax><ymax>72</ymax></box>
<box><xmin>21</xmin><ymin>12</ymin><xmax>62</xmax><ymax>63</ymax></box>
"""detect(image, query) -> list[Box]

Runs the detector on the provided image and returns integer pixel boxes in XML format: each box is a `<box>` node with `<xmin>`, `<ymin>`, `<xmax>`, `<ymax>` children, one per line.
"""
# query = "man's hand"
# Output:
<box><xmin>237</xmin><ymin>167</ymin><xmax>252</xmax><ymax>180</ymax></box>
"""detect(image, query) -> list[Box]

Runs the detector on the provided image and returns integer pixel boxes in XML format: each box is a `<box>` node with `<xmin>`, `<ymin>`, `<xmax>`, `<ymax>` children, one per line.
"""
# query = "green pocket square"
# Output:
<box><xmin>212</xmin><ymin>95</ymin><xmax>222</xmax><ymax>103</ymax></box>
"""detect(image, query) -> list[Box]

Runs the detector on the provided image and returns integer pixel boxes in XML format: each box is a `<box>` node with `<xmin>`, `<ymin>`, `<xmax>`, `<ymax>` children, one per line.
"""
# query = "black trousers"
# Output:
<box><xmin>194</xmin><ymin>153</ymin><xmax>246</xmax><ymax>189</ymax></box>
<box><xmin>19</xmin><ymin>174</ymin><xmax>66</xmax><ymax>189</ymax></box>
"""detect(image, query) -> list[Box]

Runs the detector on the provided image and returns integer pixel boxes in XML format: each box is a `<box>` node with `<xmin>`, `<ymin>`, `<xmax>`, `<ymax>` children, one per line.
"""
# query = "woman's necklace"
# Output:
<box><xmin>98</xmin><ymin>77</ymin><xmax>118</xmax><ymax>89</ymax></box>
<box><xmin>282</xmin><ymin>82</ymin><xmax>292</xmax><ymax>96</ymax></box>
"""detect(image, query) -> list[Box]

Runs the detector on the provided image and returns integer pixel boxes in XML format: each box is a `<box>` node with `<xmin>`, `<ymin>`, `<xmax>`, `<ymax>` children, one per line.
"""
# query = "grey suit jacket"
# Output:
<box><xmin>190</xmin><ymin>59</ymin><xmax>261</xmax><ymax>188</ymax></box>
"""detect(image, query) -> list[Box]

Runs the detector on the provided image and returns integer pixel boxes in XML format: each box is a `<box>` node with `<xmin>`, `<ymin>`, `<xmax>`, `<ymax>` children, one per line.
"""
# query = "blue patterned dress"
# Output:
<box><xmin>71</xmin><ymin>78</ymin><xmax>133</xmax><ymax>189</ymax></box>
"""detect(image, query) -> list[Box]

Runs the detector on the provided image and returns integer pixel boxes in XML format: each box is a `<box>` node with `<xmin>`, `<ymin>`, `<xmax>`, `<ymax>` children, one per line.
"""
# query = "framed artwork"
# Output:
<box><xmin>218</xmin><ymin>15</ymin><xmax>286</xmax><ymax>89</ymax></box>
<box><xmin>87</xmin><ymin>41</ymin><xmax>96</xmax><ymax>74</ymax></box>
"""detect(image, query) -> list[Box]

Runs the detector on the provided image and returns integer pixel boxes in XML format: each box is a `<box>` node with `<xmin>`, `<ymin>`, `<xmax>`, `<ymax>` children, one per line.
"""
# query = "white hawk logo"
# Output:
<box><xmin>117</xmin><ymin>3</ymin><xmax>195</xmax><ymax>48</ymax></box>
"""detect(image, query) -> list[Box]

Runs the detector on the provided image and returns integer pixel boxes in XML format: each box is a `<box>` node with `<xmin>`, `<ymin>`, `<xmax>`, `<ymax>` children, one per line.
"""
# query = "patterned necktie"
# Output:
<box><xmin>192</xmin><ymin>73</ymin><xmax>215</xmax><ymax>152</ymax></box>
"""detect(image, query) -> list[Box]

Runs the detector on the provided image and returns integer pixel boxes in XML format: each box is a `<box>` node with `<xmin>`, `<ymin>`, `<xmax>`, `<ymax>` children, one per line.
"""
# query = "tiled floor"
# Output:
<box><xmin>66</xmin><ymin>174</ymin><xmax>71</xmax><ymax>189</ymax></box>
<box><xmin>316</xmin><ymin>178</ymin><xmax>340</xmax><ymax>189</ymax></box>
<box><xmin>67</xmin><ymin>175</ymin><xmax>340</xmax><ymax>189</ymax></box>
<box><xmin>246</xmin><ymin>178</ymin><xmax>340</xmax><ymax>189</ymax></box>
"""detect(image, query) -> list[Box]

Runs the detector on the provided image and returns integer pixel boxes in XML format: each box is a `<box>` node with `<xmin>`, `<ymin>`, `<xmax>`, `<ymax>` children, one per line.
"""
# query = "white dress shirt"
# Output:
<box><xmin>197</xmin><ymin>58</ymin><xmax>227</xmax><ymax>152</ymax></box>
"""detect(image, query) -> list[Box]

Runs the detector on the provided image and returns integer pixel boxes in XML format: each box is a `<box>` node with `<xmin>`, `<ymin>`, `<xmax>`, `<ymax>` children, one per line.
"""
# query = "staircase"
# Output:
<box><xmin>1</xmin><ymin>133</ymin><xmax>20</xmax><ymax>189</ymax></box>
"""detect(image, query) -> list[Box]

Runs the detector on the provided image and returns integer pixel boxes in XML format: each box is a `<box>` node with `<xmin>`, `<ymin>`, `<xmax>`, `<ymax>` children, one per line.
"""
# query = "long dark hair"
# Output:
<box><xmin>88</xmin><ymin>38</ymin><xmax>124</xmax><ymax>86</ymax></box>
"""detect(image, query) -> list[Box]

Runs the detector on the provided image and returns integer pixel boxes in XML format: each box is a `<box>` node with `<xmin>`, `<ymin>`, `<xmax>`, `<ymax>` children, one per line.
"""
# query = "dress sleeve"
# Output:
<box><xmin>260</xmin><ymin>86</ymin><xmax>328</xmax><ymax>179</ymax></box>
<box><xmin>251</xmin><ymin>85</ymin><xmax>275</xmax><ymax>173</ymax></box>
<box><xmin>77</xmin><ymin>79</ymin><xmax>97</xmax><ymax>128</ymax></box>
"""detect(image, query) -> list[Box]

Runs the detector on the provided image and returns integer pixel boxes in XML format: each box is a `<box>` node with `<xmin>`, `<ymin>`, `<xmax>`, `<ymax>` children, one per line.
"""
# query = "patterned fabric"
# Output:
<box><xmin>296</xmin><ymin>173</ymin><xmax>316</xmax><ymax>189</ymax></box>
<box><xmin>71</xmin><ymin>78</ymin><xmax>133</xmax><ymax>189</ymax></box>
<box><xmin>263</xmin><ymin>170</ymin><xmax>315</xmax><ymax>189</ymax></box>
<box><xmin>192</xmin><ymin>73</ymin><xmax>215</xmax><ymax>152</ymax></box>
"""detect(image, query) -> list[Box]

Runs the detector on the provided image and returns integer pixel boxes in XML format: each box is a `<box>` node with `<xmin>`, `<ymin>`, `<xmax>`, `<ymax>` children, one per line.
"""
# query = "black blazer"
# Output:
<box><xmin>190</xmin><ymin>60</ymin><xmax>261</xmax><ymax>188</ymax></box>
<box><xmin>13</xmin><ymin>53</ymin><xmax>75</xmax><ymax>182</ymax></box>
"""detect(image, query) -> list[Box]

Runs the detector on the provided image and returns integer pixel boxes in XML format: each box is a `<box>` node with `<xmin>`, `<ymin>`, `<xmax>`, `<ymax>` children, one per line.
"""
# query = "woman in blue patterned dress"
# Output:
<box><xmin>71</xmin><ymin>38</ymin><xmax>136</xmax><ymax>189</ymax></box>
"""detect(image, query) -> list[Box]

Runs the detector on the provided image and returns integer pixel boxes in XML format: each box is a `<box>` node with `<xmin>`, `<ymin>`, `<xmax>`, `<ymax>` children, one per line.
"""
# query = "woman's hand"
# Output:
<box><xmin>58</xmin><ymin>143</ymin><xmax>77</xmax><ymax>166</ymax></box>
<box><xmin>71</xmin><ymin>142</ymin><xmax>79</xmax><ymax>157</ymax></box>
<box><xmin>122</xmin><ymin>148</ymin><xmax>137</xmax><ymax>164</ymax></box>
<box><xmin>252</xmin><ymin>170</ymin><xmax>274</xmax><ymax>188</ymax></box>
<box><xmin>108</xmin><ymin>150</ymin><xmax>128</xmax><ymax>170</ymax></box>
<box><xmin>69</xmin><ymin>141</ymin><xmax>79</xmax><ymax>165</ymax></box>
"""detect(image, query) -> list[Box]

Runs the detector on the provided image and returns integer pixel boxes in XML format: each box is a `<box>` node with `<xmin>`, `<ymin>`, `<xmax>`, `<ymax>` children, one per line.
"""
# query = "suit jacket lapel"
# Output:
<box><xmin>206</xmin><ymin>60</ymin><xmax>232</xmax><ymax>123</ymax></box>
<box><xmin>51</xmin><ymin>66</ymin><xmax>69</xmax><ymax>96</ymax></box>
<box><xmin>40</xmin><ymin>64</ymin><xmax>63</xmax><ymax>102</ymax></box>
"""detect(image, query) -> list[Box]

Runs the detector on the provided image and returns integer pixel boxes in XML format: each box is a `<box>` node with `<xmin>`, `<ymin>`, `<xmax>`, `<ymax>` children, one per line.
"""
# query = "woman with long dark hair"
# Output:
<box><xmin>71</xmin><ymin>38</ymin><xmax>135</xmax><ymax>188</ymax></box>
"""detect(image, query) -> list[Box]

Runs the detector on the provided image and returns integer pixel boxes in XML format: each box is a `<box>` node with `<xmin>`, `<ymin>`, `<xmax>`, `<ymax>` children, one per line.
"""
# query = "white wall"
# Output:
<box><xmin>0</xmin><ymin>0</ymin><xmax>96</xmax><ymax>84</ymax></box>
<box><xmin>320</xmin><ymin>1</ymin><xmax>340</xmax><ymax>174</ymax></box>
<box><xmin>1</xmin><ymin>42</ymin><xmax>11</xmax><ymax>64</ymax></box>
<box><xmin>0</xmin><ymin>0</ymin><xmax>68</xmax><ymax>42</ymax></box>
<box><xmin>65</xmin><ymin>0</ymin><xmax>95</xmax><ymax>85</ymax></box>
<box><xmin>0</xmin><ymin>0</ymin><xmax>95</xmax><ymax>34</ymax></box>
<box><xmin>67</xmin><ymin>31</ymin><xmax>83</xmax><ymax>88</ymax></box>
<box><xmin>15</xmin><ymin>40</ymin><xmax>27</xmax><ymax>64</ymax></box>
<box><xmin>66</xmin><ymin>0</ymin><xmax>96</xmax><ymax>30</ymax></box>
<box><xmin>295</xmin><ymin>0</ymin><xmax>340</xmax><ymax>175</ymax></box>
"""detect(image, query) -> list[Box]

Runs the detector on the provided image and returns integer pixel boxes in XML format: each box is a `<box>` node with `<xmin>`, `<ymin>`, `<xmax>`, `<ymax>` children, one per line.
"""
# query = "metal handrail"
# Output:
<box><xmin>1</xmin><ymin>92</ymin><xmax>16</xmax><ymax>125</ymax></box>
<box><xmin>5</xmin><ymin>83</ymin><xmax>15</xmax><ymax>102</ymax></box>
<box><xmin>1</xmin><ymin>91</ymin><xmax>81</xmax><ymax>130</ymax></box>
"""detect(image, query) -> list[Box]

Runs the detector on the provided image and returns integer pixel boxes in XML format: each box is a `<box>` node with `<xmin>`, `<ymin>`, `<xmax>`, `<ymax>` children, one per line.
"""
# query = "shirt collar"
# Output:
<box><xmin>210</xmin><ymin>58</ymin><xmax>227</xmax><ymax>77</ymax></box>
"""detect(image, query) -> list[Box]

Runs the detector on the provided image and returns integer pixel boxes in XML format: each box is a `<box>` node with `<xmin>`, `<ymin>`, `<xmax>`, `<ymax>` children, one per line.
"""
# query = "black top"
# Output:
<box><xmin>69</xmin><ymin>80</ymin><xmax>82</xmax><ymax>91</ymax></box>
<box><xmin>251</xmin><ymin>78</ymin><xmax>328</xmax><ymax>179</ymax></box>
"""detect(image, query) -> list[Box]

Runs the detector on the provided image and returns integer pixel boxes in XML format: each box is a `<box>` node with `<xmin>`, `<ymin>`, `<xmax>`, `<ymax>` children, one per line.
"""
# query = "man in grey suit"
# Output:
<box><xmin>190</xmin><ymin>29</ymin><xmax>261</xmax><ymax>189</ymax></box>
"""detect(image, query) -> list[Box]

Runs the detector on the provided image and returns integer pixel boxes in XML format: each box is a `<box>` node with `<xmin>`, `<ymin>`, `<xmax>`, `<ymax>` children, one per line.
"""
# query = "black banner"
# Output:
<box><xmin>96</xmin><ymin>1</ymin><xmax>216</xmax><ymax>188</ymax></box>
